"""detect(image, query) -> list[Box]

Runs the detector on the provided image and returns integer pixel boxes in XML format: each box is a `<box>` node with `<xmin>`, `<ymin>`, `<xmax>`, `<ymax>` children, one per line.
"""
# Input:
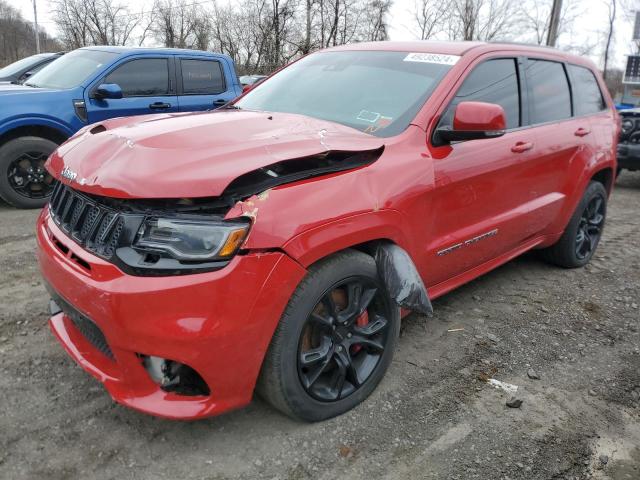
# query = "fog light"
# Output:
<box><xmin>140</xmin><ymin>355</ymin><xmax>210</xmax><ymax>396</ymax></box>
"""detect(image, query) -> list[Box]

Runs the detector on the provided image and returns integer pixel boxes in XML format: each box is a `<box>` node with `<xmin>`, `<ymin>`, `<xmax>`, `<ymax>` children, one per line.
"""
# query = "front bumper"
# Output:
<box><xmin>36</xmin><ymin>208</ymin><xmax>306</xmax><ymax>419</ymax></box>
<box><xmin>617</xmin><ymin>143</ymin><xmax>640</xmax><ymax>170</ymax></box>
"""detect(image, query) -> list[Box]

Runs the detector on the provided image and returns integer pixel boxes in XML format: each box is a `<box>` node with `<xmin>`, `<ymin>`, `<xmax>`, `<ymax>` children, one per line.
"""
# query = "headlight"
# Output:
<box><xmin>134</xmin><ymin>217</ymin><xmax>249</xmax><ymax>261</ymax></box>
<box><xmin>622</xmin><ymin>118</ymin><xmax>634</xmax><ymax>135</ymax></box>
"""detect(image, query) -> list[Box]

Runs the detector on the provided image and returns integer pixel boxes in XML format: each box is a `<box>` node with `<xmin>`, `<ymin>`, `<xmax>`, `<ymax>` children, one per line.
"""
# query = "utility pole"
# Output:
<box><xmin>546</xmin><ymin>0</ymin><xmax>562</xmax><ymax>47</ymax></box>
<box><xmin>33</xmin><ymin>0</ymin><xmax>41</xmax><ymax>54</ymax></box>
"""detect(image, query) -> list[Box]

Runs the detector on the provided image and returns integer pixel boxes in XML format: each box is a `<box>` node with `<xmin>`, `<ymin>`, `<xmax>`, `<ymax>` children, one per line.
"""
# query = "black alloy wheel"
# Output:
<box><xmin>297</xmin><ymin>277</ymin><xmax>391</xmax><ymax>402</ymax></box>
<box><xmin>257</xmin><ymin>249</ymin><xmax>400</xmax><ymax>422</ymax></box>
<box><xmin>0</xmin><ymin>136</ymin><xmax>59</xmax><ymax>208</ymax></box>
<box><xmin>7</xmin><ymin>151</ymin><xmax>54</xmax><ymax>200</ymax></box>
<box><xmin>575</xmin><ymin>195</ymin><xmax>605</xmax><ymax>261</ymax></box>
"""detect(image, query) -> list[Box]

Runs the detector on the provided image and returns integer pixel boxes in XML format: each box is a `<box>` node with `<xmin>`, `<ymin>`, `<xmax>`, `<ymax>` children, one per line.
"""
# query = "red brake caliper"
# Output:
<box><xmin>352</xmin><ymin>310</ymin><xmax>369</xmax><ymax>354</ymax></box>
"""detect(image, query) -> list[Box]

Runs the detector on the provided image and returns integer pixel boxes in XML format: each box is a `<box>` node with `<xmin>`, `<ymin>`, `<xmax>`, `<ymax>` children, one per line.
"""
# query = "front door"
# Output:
<box><xmin>86</xmin><ymin>57</ymin><xmax>179</xmax><ymax>123</ymax></box>
<box><xmin>424</xmin><ymin>57</ymin><xmax>537</xmax><ymax>287</ymax></box>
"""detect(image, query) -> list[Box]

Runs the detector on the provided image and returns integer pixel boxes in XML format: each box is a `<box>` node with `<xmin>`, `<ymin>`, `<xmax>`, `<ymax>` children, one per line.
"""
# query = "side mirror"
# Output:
<box><xmin>22</xmin><ymin>71</ymin><xmax>34</xmax><ymax>80</ymax></box>
<box><xmin>94</xmin><ymin>83</ymin><xmax>123</xmax><ymax>100</ymax></box>
<box><xmin>436</xmin><ymin>101</ymin><xmax>506</xmax><ymax>143</ymax></box>
<box><xmin>242</xmin><ymin>84</ymin><xmax>252</xmax><ymax>93</ymax></box>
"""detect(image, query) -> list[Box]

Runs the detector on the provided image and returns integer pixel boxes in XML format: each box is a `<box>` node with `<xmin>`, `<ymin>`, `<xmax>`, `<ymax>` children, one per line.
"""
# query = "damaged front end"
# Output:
<box><xmin>47</xmin><ymin>146</ymin><xmax>384</xmax><ymax>276</ymax></box>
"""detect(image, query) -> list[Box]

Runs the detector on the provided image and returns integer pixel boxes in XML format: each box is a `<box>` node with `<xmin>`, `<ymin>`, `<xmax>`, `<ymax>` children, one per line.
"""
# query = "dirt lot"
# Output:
<box><xmin>0</xmin><ymin>174</ymin><xmax>639</xmax><ymax>480</ymax></box>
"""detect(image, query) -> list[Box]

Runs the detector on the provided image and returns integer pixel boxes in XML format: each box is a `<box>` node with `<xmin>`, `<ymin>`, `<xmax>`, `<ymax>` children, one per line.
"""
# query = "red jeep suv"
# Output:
<box><xmin>37</xmin><ymin>42</ymin><xmax>617</xmax><ymax>421</ymax></box>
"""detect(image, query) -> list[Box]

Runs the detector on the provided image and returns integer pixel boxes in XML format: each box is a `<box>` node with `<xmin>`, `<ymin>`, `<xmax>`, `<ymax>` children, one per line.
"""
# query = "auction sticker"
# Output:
<box><xmin>403</xmin><ymin>53</ymin><xmax>460</xmax><ymax>65</ymax></box>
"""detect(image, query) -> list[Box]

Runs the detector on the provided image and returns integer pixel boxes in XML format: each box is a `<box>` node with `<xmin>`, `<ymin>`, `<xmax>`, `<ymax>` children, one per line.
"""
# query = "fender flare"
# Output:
<box><xmin>0</xmin><ymin>116</ymin><xmax>75</xmax><ymax>140</ymax></box>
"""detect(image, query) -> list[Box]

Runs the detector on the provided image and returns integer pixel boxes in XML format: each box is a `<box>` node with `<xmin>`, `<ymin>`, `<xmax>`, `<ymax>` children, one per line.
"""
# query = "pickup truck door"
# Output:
<box><xmin>85</xmin><ymin>56</ymin><xmax>179</xmax><ymax>123</ymax></box>
<box><xmin>176</xmin><ymin>56</ymin><xmax>238</xmax><ymax>112</ymax></box>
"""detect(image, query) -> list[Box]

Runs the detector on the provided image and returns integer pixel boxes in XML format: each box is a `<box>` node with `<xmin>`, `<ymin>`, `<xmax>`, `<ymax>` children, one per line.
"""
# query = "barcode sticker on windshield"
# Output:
<box><xmin>403</xmin><ymin>53</ymin><xmax>460</xmax><ymax>65</ymax></box>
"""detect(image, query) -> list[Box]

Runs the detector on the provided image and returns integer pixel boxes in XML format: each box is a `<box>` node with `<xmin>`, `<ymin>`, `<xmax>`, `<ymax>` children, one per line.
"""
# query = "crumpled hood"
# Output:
<box><xmin>47</xmin><ymin>110</ymin><xmax>385</xmax><ymax>198</ymax></box>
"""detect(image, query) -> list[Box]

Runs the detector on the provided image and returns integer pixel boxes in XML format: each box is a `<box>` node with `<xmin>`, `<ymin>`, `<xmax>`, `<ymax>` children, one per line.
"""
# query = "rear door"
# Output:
<box><xmin>519</xmin><ymin>58</ymin><xmax>588</xmax><ymax>234</ymax></box>
<box><xmin>85</xmin><ymin>56</ymin><xmax>179</xmax><ymax>123</ymax></box>
<box><xmin>425</xmin><ymin>57</ymin><xmax>538</xmax><ymax>286</ymax></box>
<box><xmin>176</xmin><ymin>56</ymin><xmax>237</xmax><ymax>112</ymax></box>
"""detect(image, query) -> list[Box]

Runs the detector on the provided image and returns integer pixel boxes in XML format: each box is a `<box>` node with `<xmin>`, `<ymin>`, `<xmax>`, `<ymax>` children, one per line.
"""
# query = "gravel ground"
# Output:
<box><xmin>0</xmin><ymin>173</ymin><xmax>639</xmax><ymax>480</ymax></box>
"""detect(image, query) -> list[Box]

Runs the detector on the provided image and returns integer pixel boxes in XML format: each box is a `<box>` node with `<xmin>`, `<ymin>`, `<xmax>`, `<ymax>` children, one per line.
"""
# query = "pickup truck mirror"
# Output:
<box><xmin>436</xmin><ymin>101</ymin><xmax>506</xmax><ymax>143</ymax></box>
<box><xmin>94</xmin><ymin>83</ymin><xmax>123</xmax><ymax>100</ymax></box>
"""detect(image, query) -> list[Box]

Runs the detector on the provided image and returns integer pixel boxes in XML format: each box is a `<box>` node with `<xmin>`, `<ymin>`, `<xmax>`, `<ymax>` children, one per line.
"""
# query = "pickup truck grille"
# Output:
<box><xmin>49</xmin><ymin>181</ymin><xmax>125</xmax><ymax>259</ymax></box>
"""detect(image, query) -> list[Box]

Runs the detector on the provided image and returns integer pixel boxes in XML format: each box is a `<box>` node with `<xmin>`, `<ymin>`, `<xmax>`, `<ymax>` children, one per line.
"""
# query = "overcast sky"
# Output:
<box><xmin>7</xmin><ymin>0</ymin><xmax>636</xmax><ymax>69</ymax></box>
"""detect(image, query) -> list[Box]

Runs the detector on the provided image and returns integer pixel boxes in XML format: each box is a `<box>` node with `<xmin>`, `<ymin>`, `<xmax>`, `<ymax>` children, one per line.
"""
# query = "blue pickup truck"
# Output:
<box><xmin>0</xmin><ymin>46</ymin><xmax>242</xmax><ymax>208</ymax></box>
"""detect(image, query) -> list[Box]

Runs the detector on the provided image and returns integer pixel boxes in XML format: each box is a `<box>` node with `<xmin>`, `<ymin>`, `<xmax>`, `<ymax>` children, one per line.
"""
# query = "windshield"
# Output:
<box><xmin>236</xmin><ymin>51</ymin><xmax>455</xmax><ymax>137</ymax></box>
<box><xmin>26</xmin><ymin>49</ymin><xmax>119</xmax><ymax>89</ymax></box>
<box><xmin>0</xmin><ymin>54</ymin><xmax>50</xmax><ymax>77</ymax></box>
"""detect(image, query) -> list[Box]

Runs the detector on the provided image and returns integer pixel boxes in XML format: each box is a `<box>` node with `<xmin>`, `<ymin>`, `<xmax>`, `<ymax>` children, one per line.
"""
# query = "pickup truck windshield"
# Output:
<box><xmin>235</xmin><ymin>50</ymin><xmax>455</xmax><ymax>137</ymax></box>
<box><xmin>26</xmin><ymin>49</ymin><xmax>119</xmax><ymax>89</ymax></box>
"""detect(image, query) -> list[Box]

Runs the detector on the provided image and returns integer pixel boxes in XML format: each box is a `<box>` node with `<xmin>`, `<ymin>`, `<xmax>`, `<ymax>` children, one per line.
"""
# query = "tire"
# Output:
<box><xmin>0</xmin><ymin>136</ymin><xmax>58</xmax><ymax>208</ymax></box>
<box><xmin>257</xmin><ymin>249</ymin><xmax>400</xmax><ymax>422</ymax></box>
<box><xmin>540</xmin><ymin>181</ymin><xmax>607</xmax><ymax>268</ymax></box>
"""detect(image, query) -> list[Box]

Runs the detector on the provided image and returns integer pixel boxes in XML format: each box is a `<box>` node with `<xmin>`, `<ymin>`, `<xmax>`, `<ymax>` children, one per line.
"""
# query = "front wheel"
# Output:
<box><xmin>540</xmin><ymin>181</ymin><xmax>607</xmax><ymax>268</ymax></box>
<box><xmin>0</xmin><ymin>136</ymin><xmax>58</xmax><ymax>208</ymax></box>
<box><xmin>257</xmin><ymin>249</ymin><xmax>400</xmax><ymax>422</ymax></box>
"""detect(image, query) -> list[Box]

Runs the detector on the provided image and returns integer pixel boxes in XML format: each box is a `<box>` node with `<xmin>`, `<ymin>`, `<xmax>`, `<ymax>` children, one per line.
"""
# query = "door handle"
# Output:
<box><xmin>574</xmin><ymin>127</ymin><xmax>591</xmax><ymax>137</ymax></box>
<box><xmin>149</xmin><ymin>102</ymin><xmax>171</xmax><ymax>109</ymax></box>
<box><xmin>213</xmin><ymin>99</ymin><xmax>227</xmax><ymax>107</ymax></box>
<box><xmin>511</xmin><ymin>141</ymin><xmax>534</xmax><ymax>153</ymax></box>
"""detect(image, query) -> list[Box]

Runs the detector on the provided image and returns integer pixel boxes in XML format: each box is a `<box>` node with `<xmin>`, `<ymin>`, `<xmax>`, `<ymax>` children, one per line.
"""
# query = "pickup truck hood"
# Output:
<box><xmin>0</xmin><ymin>84</ymin><xmax>58</xmax><ymax>95</ymax></box>
<box><xmin>47</xmin><ymin>110</ymin><xmax>385</xmax><ymax>199</ymax></box>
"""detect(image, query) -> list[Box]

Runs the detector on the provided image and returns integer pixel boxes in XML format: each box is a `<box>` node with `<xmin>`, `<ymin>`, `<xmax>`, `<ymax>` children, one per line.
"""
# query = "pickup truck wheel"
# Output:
<box><xmin>0</xmin><ymin>136</ymin><xmax>58</xmax><ymax>208</ymax></box>
<box><xmin>257</xmin><ymin>249</ymin><xmax>400</xmax><ymax>422</ymax></box>
<box><xmin>541</xmin><ymin>181</ymin><xmax>607</xmax><ymax>268</ymax></box>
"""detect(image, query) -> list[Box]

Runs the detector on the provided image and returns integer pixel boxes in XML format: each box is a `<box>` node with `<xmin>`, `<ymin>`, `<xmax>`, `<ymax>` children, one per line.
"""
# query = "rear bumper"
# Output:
<box><xmin>617</xmin><ymin>143</ymin><xmax>640</xmax><ymax>170</ymax></box>
<box><xmin>37</xmin><ymin>208</ymin><xmax>307</xmax><ymax>419</ymax></box>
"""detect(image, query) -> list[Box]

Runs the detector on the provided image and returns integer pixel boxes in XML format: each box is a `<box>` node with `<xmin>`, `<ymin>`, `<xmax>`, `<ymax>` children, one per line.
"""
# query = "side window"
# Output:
<box><xmin>181</xmin><ymin>59</ymin><xmax>225</xmax><ymax>94</ymax></box>
<box><xmin>441</xmin><ymin>58</ymin><xmax>520</xmax><ymax>130</ymax></box>
<box><xmin>105</xmin><ymin>58</ymin><xmax>169</xmax><ymax>97</ymax></box>
<box><xmin>526</xmin><ymin>59</ymin><xmax>571</xmax><ymax>124</ymax></box>
<box><xmin>568</xmin><ymin>64</ymin><xmax>606</xmax><ymax>115</ymax></box>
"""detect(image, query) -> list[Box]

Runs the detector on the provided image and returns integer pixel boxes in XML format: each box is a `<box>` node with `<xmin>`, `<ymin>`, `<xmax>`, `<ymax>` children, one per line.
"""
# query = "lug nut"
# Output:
<box><xmin>347</xmin><ymin>333</ymin><xmax>352</xmax><ymax>338</ymax></box>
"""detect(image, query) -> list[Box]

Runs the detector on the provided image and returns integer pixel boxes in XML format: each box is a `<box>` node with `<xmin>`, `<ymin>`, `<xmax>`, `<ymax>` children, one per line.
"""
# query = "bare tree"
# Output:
<box><xmin>602</xmin><ymin>0</ymin><xmax>616</xmax><ymax>79</ymax></box>
<box><xmin>0</xmin><ymin>0</ymin><xmax>61</xmax><ymax>65</ymax></box>
<box><xmin>413</xmin><ymin>0</ymin><xmax>451</xmax><ymax>40</ymax></box>
<box><xmin>52</xmin><ymin>0</ymin><xmax>152</xmax><ymax>48</ymax></box>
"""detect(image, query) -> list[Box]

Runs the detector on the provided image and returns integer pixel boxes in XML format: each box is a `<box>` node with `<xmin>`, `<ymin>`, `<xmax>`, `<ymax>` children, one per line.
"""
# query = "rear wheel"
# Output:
<box><xmin>257</xmin><ymin>250</ymin><xmax>400</xmax><ymax>422</ymax></box>
<box><xmin>0</xmin><ymin>136</ymin><xmax>58</xmax><ymax>208</ymax></box>
<box><xmin>540</xmin><ymin>181</ymin><xmax>607</xmax><ymax>268</ymax></box>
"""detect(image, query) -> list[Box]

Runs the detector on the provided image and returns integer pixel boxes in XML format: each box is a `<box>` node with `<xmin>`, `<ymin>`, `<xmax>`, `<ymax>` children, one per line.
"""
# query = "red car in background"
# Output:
<box><xmin>37</xmin><ymin>41</ymin><xmax>617</xmax><ymax>422</ymax></box>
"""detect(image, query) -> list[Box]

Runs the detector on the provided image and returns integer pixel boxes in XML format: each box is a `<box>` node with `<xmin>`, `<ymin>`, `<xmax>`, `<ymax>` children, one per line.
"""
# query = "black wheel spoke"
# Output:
<box><xmin>354</xmin><ymin>314</ymin><xmax>388</xmax><ymax>337</ymax></box>
<box><xmin>309</xmin><ymin>312</ymin><xmax>333</xmax><ymax>330</ymax></box>
<box><xmin>336</xmin><ymin>283</ymin><xmax>362</xmax><ymax>324</ymax></box>
<box><xmin>335</xmin><ymin>348</ymin><xmax>361</xmax><ymax>389</ymax></box>
<box><xmin>299</xmin><ymin>336</ymin><xmax>332</xmax><ymax>367</ymax></box>
<box><xmin>350</xmin><ymin>335</ymin><xmax>385</xmax><ymax>353</ymax></box>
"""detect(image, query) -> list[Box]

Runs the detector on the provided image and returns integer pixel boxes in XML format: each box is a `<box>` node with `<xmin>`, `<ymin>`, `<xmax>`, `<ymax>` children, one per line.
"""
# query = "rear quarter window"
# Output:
<box><xmin>526</xmin><ymin>59</ymin><xmax>572</xmax><ymax>124</ymax></box>
<box><xmin>568</xmin><ymin>64</ymin><xmax>606</xmax><ymax>115</ymax></box>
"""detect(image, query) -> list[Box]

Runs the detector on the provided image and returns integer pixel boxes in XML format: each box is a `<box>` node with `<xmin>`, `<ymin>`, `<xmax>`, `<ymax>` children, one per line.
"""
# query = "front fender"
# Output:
<box><xmin>282</xmin><ymin>209</ymin><xmax>411</xmax><ymax>267</ymax></box>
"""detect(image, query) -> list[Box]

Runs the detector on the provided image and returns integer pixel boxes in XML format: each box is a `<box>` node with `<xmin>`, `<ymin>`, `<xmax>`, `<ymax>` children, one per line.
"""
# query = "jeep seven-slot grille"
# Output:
<box><xmin>49</xmin><ymin>182</ymin><xmax>125</xmax><ymax>259</ymax></box>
